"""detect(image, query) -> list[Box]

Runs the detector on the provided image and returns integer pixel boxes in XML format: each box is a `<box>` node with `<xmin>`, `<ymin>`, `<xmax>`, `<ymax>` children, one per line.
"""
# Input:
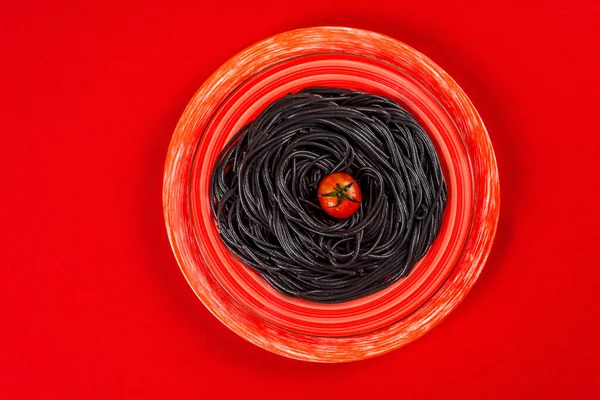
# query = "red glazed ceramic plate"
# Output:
<box><xmin>163</xmin><ymin>27</ymin><xmax>499</xmax><ymax>362</ymax></box>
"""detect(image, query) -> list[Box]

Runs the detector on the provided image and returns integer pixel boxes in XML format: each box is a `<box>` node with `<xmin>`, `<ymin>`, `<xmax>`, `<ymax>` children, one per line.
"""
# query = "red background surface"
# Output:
<box><xmin>2</xmin><ymin>1</ymin><xmax>599</xmax><ymax>398</ymax></box>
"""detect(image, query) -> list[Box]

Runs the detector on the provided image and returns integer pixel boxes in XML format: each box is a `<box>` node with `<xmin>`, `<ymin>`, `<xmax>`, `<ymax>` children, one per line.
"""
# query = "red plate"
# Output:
<box><xmin>163</xmin><ymin>27</ymin><xmax>499</xmax><ymax>362</ymax></box>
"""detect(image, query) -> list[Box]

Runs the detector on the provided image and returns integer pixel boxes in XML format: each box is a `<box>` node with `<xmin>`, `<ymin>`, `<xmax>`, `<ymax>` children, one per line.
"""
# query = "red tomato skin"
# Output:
<box><xmin>317</xmin><ymin>172</ymin><xmax>362</xmax><ymax>219</ymax></box>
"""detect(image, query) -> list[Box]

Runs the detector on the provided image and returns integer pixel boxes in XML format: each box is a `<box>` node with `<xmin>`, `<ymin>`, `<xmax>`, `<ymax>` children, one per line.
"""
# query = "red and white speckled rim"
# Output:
<box><xmin>163</xmin><ymin>27</ymin><xmax>499</xmax><ymax>362</ymax></box>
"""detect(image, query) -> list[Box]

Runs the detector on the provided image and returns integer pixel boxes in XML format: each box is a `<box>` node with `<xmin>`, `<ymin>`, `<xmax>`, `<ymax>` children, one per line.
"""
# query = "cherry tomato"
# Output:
<box><xmin>317</xmin><ymin>172</ymin><xmax>362</xmax><ymax>219</ymax></box>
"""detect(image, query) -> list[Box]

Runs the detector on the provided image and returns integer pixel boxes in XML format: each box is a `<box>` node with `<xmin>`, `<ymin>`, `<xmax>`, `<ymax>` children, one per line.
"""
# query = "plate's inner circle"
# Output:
<box><xmin>188</xmin><ymin>53</ymin><xmax>475</xmax><ymax>338</ymax></box>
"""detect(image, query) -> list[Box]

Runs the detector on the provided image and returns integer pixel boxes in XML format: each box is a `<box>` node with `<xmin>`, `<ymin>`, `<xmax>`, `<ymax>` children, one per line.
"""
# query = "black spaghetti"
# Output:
<box><xmin>210</xmin><ymin>87</ymin><xmax>447</xmax><ymax>303</ymax></box>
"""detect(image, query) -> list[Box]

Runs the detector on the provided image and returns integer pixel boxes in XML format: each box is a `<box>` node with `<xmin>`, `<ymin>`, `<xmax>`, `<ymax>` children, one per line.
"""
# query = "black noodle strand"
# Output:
<box><xmin>210</xmin><ymin>87</ymin><xmax>448</xmax><ymax>303</ymax></box>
